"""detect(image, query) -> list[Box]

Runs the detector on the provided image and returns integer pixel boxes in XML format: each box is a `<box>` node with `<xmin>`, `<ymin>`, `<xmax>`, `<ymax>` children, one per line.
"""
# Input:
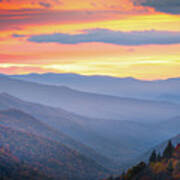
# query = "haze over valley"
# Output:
<box><xmin>0</xmin><ymin>74</ymin><xmax>180</xmax><ymax>179</ymax></box>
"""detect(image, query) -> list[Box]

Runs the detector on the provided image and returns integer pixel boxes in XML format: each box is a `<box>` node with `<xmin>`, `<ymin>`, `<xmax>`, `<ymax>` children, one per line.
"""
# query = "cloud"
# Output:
<box><xmin>133</xmin><ymin>0</ymin><xmax>180</xmax><ymax>14</ymax></box>
<box><xmin>39</xmin><ymin>2</ymin><xmax>51</xmax><ymax>8</ymax></box>
<box><xmin>28</xmin><ymin>29</ymin><xmax>180</xmax><ymax>45</ymax></box>
<box><xmin>0</xmin><ymin>9</ymin><xmax>123</xmax><ymax>31</ymax></box>
<box><xmin>12</xmin><ymin>34</ymin><xmax>26</xmax><ymax>38</ymax></box>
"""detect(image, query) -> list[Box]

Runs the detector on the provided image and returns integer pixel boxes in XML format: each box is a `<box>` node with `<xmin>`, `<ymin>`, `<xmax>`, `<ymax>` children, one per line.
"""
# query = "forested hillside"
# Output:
<box><xmin>0</xmin><ymin>124</ymin><xmax>108</xmax><ymax>180</ymax></box>
<box><xmin>0</xmin><ymin>146</ymin><xmax>52</xmax><ymax>180</ymax></box>
<box><xmin>105</xmin><ymin>141</ymin><xmax>180</xmax><ymax>180</ymax></box>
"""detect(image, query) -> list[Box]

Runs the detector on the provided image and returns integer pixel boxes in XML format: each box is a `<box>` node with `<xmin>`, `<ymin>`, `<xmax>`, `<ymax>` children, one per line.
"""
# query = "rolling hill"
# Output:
<box><xmin>0</xmin><ymin>76</ymin><xmax>180</xmax><ymax>122</ymax></box>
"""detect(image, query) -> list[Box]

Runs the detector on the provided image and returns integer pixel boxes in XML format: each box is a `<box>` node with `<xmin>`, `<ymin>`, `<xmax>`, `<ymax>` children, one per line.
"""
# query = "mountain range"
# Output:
<box><xmin>0</xmin><ymin>93</ymin><xmax>118</xmax><ymax>170</ymax></box>
<box><xmin>0</xmin><ymin>74</ymin><xmax>180</xmax><ymax>179</ymax></box>
<box><xmin>9</xmin><ymin>73</ymin><xmax>180</xmax><ymax>104</ymax></box>
<box><xmin>0</xmin><ymin>92</ymin><xmax>180</xmax><ymax>169</ymax></box>
<box><xmin>0</xmin><ymin>75</ymin><xmax>179</xmax><ymax>122</ymax></box>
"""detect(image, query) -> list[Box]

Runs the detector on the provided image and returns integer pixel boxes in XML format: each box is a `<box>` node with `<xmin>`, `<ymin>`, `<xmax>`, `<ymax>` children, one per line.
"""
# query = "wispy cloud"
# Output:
<box><xmin>0</xmin><ymin>9</ymin><xmax>124</xmax><ymax>31</ymax></box>
<box><xmin>39</xmin><ymin>2</ymin><xmax>51</xmax><ymax>8</ymax></box>
<box><xmin>12</xmin><ymin>34</ymin><xmax>26</xmax><ymax>38</ymax></box>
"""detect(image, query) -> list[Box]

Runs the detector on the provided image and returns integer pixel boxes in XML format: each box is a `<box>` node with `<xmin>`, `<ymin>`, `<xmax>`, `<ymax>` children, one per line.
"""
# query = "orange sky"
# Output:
<box><xmin>0</xmin><ymin>0</ymin><xmax>180</xmax><ymax>80</ymax></box>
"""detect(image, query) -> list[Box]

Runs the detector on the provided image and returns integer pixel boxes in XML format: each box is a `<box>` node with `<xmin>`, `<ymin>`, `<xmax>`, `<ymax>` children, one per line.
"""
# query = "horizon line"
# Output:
<box><xmin>1</xmin><ymin>72</ymin><xmax>180</xmax><ymax>82</ymax></box>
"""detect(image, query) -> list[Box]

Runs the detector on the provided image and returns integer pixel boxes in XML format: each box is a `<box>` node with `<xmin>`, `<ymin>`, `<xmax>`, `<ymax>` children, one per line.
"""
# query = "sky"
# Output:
<box><xmin>0</xmin><ymin>0</ymin><xmax>180</xmax><ymax>80</ymax></box>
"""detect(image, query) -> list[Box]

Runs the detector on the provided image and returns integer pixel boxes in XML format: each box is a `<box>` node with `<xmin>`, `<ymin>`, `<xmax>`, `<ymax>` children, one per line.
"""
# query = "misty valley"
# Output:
<box><xmin>0</xmin><ymin>74</ymin><xmax>179</xmax><ymax>179</ymax></box>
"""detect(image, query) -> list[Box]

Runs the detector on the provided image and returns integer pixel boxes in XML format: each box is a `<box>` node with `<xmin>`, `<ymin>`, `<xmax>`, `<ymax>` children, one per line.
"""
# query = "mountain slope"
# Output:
<box><xmin>133</xmin><ymin>134</ymin><xmax>180</xmax><ymax>167</ymax></box>
<box><xmin>105</xmin><ymin>141</ymin><xmax>180</xmax><ymax>180</ymax></box>
<box><xmin>0</xmin><ymin>76</ymin><xmax>180</xmax><ymax>122</ymax></box>
<box><xmin>0</xmin><ymin>107</ymin><xmax>116</xmax><ymax>170</ymax></box>
<box><xmin>0</xmin><ymin>146</ymin><xmax>52</xmax><ymax>180</ymax></box>
<box><xmin>0</xmin><ymin>124</ymin><xmax>108</xmax><ymax>180</ymax></box>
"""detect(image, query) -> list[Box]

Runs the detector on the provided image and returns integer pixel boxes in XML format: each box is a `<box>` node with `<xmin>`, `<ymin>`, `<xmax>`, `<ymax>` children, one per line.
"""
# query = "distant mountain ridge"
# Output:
<box><xmin>0</xmin><ymin>76</ymin><xmax>179</xmax><ymax>122</ymax></box>
<box><xmin>8</xmin><ymin>73</ymin><xmax>180</xmax><ymax>104</ymax></box>
<box><xmin>7</xmin><ymin>72</ymin><xmax>180</xmax><ymax>83</ymax></box>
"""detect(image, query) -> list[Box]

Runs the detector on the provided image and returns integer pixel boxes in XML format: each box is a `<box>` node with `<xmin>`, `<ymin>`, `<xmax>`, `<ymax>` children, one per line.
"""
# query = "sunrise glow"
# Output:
<box><xmin>0</xmin><ymin>0</ymin><xmax>180</xmax><ymax>79</ymax></box>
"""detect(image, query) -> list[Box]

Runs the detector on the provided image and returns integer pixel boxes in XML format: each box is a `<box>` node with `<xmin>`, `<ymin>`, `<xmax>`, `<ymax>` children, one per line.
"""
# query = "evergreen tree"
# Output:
<box><xmin>149</xmin><ymin>150</ymin><xmax>157</xmax><ymax>163</ymax></box>
<box><xmin>163</xmin><ymin>140</ymin><xmax>175</xmax><ymax>159</ymax></box>
<box><xmin>157</xmin><ymin>153</ymin><xmax>161</xmax><ymax>161</ymax></box>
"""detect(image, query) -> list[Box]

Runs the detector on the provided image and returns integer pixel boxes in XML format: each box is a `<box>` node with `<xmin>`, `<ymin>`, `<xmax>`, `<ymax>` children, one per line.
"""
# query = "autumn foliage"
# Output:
<box><xmin>105</xmin><ymin>141</ymin><xmax>180</xmax><ymax>180</ymax></box>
